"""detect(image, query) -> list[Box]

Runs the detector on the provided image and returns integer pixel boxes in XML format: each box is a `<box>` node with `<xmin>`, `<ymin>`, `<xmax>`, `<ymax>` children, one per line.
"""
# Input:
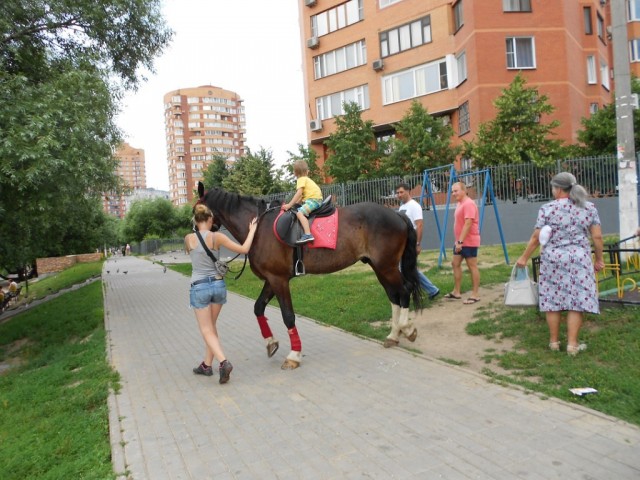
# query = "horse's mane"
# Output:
<box><xmin>206</xmin><ymin>187</ymin><xmax>278</xmax><ymax>213</ymax></box>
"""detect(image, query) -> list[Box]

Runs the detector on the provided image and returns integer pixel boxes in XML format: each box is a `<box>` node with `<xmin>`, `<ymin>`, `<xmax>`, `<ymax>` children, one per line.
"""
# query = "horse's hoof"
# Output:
<box><xmin>406</xmin><ymin>328</ymin><xmax>418</xmax><ymax>342</ymax></box>
<box><xmin>266</xmin><ymin>340</ymin><xmax>279</xmax><ymax>358</ymax></box>
<box><xmin>383</xmin><ymin>338</ymin><xmax>399</xmax><ymax>348</ymax></box>
<box><xmin>281</xmin><ymin>358</ymin><xmax>300</xmax><ymax>370</ymax></box>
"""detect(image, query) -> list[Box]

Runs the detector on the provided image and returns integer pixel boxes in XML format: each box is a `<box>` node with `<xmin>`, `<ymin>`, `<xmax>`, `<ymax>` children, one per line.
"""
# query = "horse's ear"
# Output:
<box><xmin>197</xmin><ymin>182</ymin><xmax>205</xmax><ymax>198</ymax></box>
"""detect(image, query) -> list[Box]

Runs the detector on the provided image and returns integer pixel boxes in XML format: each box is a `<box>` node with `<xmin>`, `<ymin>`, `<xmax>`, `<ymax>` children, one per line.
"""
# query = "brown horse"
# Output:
<box><xmin>198</xmin><ymin>183</ymin><xmax>423</xmax><ymax>369</ymax></box>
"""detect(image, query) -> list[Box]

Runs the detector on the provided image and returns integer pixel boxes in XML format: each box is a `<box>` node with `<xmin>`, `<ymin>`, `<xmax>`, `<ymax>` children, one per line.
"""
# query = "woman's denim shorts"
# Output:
<box><xmin>189</xmin><ymin>279</ymin><xmax>227</xmax><ymax>308</ymax></box>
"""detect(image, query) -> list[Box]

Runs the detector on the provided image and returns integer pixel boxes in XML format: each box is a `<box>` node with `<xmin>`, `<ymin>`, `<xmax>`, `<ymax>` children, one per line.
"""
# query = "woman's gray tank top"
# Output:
<box><xmin>189</xmin><ymin>231</ymin><xmax>223</xmax><ymax>282</ymax></box>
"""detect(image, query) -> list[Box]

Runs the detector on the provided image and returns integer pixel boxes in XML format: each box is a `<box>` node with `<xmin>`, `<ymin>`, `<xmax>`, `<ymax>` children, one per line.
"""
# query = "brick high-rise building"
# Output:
<box><xmin>299</xmin><ymin>0</ymin><xmax>614</xmax><ymax>169</ymax></box>
<box><xmin>103</xmin><ymin>142</ymin><xmax>147</xmax><ymax>218</ymax></box>
<box><xmin>164</xmin><ymin>86</ymin><xmax>246</xmax><ymax>206</ymax></box>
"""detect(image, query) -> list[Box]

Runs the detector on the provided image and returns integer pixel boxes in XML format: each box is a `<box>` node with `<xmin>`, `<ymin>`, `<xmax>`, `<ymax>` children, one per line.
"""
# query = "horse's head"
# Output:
<box><xmin>194</xmin><ymin>181</ymin><xmax>222</xmax><ymax>231</ymax></box>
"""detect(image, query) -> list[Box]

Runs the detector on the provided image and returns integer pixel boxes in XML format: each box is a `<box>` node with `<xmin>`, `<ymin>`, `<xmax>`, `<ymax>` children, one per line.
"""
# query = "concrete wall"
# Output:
<box><xmin>420</xmin><ymin>197</ymin><xmax>622</xmax><ymax>250</ymax></box>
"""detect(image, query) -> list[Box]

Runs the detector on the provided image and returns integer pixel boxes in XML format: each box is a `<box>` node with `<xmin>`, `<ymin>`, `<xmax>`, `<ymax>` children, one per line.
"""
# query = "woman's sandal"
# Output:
<box><xmin>567</xmin><ymin>344</ymin><xmax>587</xmax><ymax>356</ymax></box>
<box><xmin>443</xmin><ymin>293</ymin><xmax>462</xmax><ymax>300</ymax></box>
<box><xmin>549</xmin><ymin>341</ymin><xmax>560</xmax><ymax>352</ymax></box>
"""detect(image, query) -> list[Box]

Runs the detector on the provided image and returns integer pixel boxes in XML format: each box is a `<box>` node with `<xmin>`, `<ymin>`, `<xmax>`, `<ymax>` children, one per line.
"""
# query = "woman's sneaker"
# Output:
<box><xmin>193</xmin><ymin>362</ymin><xmax>213</xmax><ymax>376</ymax></box>
<box><xmin>219</xmin><ymin>360</ymin><xmax>233</xmax><ymax>384</ymax></box>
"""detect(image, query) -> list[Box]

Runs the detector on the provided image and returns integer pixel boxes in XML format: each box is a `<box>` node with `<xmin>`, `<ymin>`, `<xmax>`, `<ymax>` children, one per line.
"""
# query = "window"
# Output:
<box><xmin>589</xmin><ymin>103</ymin><xmax>599</xmax><ymax>114</ymax></box>
<box><xmin>313</xmin><ymin>40</ymin><xmax>366</xmax><ymax>79</ymax></box>
<box><xmin>458</xmin><ymin>102</ymin><xmax>470</xmax><ymax>135</ymax></box>
<box><xmin>584</xmin><ymin>7</ymin><xmax>593</xmax><ymax>35</ymax></box>
<box><xmin>630</xmin><ymin>39</ymin><xmax>640</xmax><ymax>62</ymax></box>
<box><xmin>600</xmin><ymin>60</ymin><xmax>610</xmax><ymax>90</ymax></box>
<box><xmin>380</xmin><ymin>16</ymin><xmax>431</xmax><ymax>58</ymax></box>
<box><xmin>453</xmin><ymin>1</ymin><xmax>463</xmax><ymax>32</ymax></box>
<box><xmin>382</xmin><ymin>57</ymin><xmax>449</xmax><ymax>105</ymax></box>
<box><xmin>587</xmin><ymin>55</ymin><xmax>597</xmax><ymax>83</ymax></box>
<box><xmin>456</xmin><ymin>51</ymin><xmax>467</xmax><ymax>85</ymax></box>
<box><xmin>629</xmin><ymin>0</ymin><xmax>640</xmax><ymax>21</ymax></box>
<box><xmin>316</xmin><ymin>85</ymin><xmax>370</xmax><ymax>120</ymax></box>
<box><xmin>506</xmin><ymin>37</ymin><xmax>535</xmax><ymax>69</ymax></box>
<box><xmin>597</xmin><ymin>14</ymin><xmax>604</xmax><ymax>41</ymax></box>
<box><xmin>503</xmin><ymin>0</ymin><xmax>531</xmax><ymax>12</ymax></box>
<box><xmin>380</xmin><ymin>0</ymin><xmax>403</xmax><ymax>7</ymax></box>
<box><xmin>311</xmin><ymin>0</ymin><xmax>363</xmax><ymax>38</ymax></box>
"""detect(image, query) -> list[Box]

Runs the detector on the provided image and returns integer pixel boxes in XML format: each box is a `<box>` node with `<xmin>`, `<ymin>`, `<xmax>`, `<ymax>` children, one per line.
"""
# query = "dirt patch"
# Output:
<box><xmin>394</xmin><ymin>283</ymin><xmax>516</xmax><ymax>376</ymax></box>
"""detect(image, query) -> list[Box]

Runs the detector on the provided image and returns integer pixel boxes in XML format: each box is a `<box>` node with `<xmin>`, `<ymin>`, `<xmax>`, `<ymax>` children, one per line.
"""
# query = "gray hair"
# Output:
<box><xmin>550</xmin><ymin>172</ymin><xmax>588</xmax><ymax>208</ymax></box>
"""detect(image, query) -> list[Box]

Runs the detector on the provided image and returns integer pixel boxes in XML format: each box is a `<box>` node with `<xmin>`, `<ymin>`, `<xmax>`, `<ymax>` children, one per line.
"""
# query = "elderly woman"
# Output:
<box><xmin>516</xmin><ymin>172</ymin><xmax>605</xmax><ymax>355</ymax></box>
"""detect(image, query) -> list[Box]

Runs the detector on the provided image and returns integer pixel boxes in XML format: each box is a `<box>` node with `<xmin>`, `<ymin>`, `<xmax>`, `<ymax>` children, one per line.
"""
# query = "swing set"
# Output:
<box><xmin>418</xmin><ymin>164</ymin><xmax>510</xmax><ymax>267</ymax></box>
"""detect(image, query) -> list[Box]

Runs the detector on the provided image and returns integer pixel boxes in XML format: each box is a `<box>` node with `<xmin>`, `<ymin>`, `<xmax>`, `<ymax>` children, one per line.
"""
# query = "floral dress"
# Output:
<box><xmin>535</xmin><ymin>198</ymin><xmax>601</xmax><ymax>313</ymax></box>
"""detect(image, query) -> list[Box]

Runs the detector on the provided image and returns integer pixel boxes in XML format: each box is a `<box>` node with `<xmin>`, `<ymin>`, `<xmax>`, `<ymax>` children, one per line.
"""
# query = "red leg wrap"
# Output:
<box><xmin>256</xmin><ymin>315</ymin><xmax>273</xmax><ymax>339</ymax></box>
<box><xmin>288</xmin><ymin>327</ymin><xmax>302</xmax><ymax>352</ymax></box>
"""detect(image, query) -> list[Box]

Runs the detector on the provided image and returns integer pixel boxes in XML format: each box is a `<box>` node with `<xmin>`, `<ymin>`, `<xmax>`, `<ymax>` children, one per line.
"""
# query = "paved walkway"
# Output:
<box><xmin>104</xmin><ymin>254</ymin><xmax>640</xmax><ymax>480</ymax></box>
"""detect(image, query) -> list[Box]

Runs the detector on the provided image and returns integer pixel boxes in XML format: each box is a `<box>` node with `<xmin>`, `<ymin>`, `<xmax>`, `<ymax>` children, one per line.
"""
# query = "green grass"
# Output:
<box><xmin>171</xmin><ymin>243</ymin><xmax>640</xmax><ymax>426</ymax></box>
<box><xmin>0</xmin><ymin>280</ymin><xmax>119</xmax><ymax>479</ymax></box>
<box><xmin>17</xmin><ymin>261</ymin><xmax>104</xmax><ymax>303</ymax></box>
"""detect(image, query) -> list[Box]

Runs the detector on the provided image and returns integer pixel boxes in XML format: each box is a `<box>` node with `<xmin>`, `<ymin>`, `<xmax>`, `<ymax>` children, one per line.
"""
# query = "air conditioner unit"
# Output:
<box><xmin>309</xmin><ymin>119</ymin><xmax>322</xmax><ymax>132</ymax></box>
<box><xmin>307</xmin><ymin>36</ymin><xmax>319</xmax><ymax>49</ymax></box>
<box><xmin>305</xmin><ymin>0</ymin><xmax>317</xmax><ymax>6</ymax></box>
<box><xmin>372</xmin><ymin>59</ymin><xmax>384</xmax><ymax>71</ymax></box>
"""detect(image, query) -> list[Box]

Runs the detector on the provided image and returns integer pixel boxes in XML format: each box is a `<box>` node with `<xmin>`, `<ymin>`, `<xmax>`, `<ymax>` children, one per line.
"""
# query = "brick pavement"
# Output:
<box><xmin>104</xmin><ymin>254</ymin><xmax>640</xmax><ymax>479</ymax></box>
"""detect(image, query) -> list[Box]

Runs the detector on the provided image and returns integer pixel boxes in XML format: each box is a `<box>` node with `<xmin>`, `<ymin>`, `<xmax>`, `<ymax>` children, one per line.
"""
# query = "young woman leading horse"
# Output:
<box><xmin>197</xmin><ymin>183</ymin><xmax>423</xmax><ymax>370</ymax></box>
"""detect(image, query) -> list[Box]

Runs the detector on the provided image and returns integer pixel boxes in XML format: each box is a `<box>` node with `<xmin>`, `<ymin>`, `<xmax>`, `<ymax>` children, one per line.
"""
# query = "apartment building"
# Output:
<box><xmin>164</xmin><ymin>85</ymin><xmax>246</xmax><ymax>206</ymax></box>
<box><xmin>299</xmin><ymin>0</ymin><xmax>614</xmax><ymax>168</ymax></box>
<box><xmin>103</xmin><ymin>142</ymin><xmax>147</xmax><ymax>218</ymax></box>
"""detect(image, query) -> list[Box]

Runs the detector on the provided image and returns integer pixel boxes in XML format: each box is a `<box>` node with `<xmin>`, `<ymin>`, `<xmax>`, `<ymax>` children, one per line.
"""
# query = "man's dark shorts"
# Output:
<box><xmin>453</xmin><ymin>246</ymin><xmax>479</xmax><ymax>258</ymax></box>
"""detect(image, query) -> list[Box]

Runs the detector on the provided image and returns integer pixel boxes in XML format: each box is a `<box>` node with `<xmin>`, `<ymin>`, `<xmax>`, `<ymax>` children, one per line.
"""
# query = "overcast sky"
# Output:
<box><xmin>116</xmin><ymin>0</ymin><xmax>308</xmax><ymax>191</ymax></box>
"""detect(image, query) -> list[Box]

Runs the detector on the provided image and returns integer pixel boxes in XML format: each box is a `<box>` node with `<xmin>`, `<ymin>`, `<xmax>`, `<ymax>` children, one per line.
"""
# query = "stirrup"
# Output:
<box><xmin>295</xmin><ymin>259</ymin><xmax>305</xmax><ymax>276</ymax></box>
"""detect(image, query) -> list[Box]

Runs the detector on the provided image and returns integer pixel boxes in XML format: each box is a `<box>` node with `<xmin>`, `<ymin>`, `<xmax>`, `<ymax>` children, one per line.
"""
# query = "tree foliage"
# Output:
<box><xmin>324</xmin><ymin>102</ymin><xmax>381</xmax><ymax>182</ymax></box>
<box><xmin>0</xmin><ymin>0</ymin><xmax>172</xmax><ymax>271</ymax></box>
<box><xmin>121</xmin><ymin>198</ymin><xmax>181</xmax><ymax>243</ymax></box>
<box><xmin>380</xmin><ymin>100</ymin><xmax>461</xmax><ymax>175</ymax></box>
<box><xmin>576</xmin><ymin>78</ymin><xmax>640</xmax><ymax>156</ymax></box>
<box><xmin>222</xmin><ymin>147</ymin><xmax>278</xmax><ymax>196</ymax></box>
<box><xmin>285</xmin><ymin>143</ymin><xmax>324</xmax><ymax>184</ymax></box>
<box><xmin>202</xmin><ymin>154</ymin><xmax>230</xmax><ymax>189</ymax></box>
<box><xmin>465</xmin><ymin>73</ymin><xmax>566</xmax><ymax>167</ymax></box>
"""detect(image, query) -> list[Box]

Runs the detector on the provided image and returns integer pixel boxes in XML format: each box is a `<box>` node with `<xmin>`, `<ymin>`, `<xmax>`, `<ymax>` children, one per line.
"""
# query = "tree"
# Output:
<box><xmin>576</xmin><ymin>78</ymin><xmax>640</xmax><ymax>156</ymax></box>
<box><xmin>465</xmin><ymin>73</ymin><xmax>566</xmax><ymax>167</ymax></box>
<box><xmin>202</xmin><ymin>154</ymin><xmax>230</xmax><ymax>189</ymax></box>
<box><xmin>0</xmin><ymin>1</ymin><xmax>172</xmax><ymax>271</ymax></box>
<box><xmin>121</xmin><ymin>198</ymin><xmax>181</xmax><ymax>243</ymax></box>
<box><xmin>285</xmin><ymin>143</ymin><xmax>324</xmax><ymax>183</ymax></box>
<box><xmin>222</xmin><ymin>147</ymin><xmax>277</xmax><ymax>196</ymax></box>
<box><xmin>380</xmin><ymin>100</ymin><xmax>461</xmax><ymax>175</ymax></box>
<box><xmin>324</xmin><ymin>102</ymin><xmax>381</xmax><ymax>182</ymax></box>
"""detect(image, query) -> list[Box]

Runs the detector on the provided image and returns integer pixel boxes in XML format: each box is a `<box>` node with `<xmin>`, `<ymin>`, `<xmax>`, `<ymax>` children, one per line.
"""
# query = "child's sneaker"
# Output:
<box><xmin>193</xmin><ymin>362</ymin><xmax>213</xmax><ymax>376</ymax></box>
<box><xmin>219</xmin><ymin>360</ymin><xmax>233</xmax><ymax>384</ymax></box>
<box><xmin>296</xmin><ymin>233</ymin><xmax>315</xmax><ymax>244</ymax></box>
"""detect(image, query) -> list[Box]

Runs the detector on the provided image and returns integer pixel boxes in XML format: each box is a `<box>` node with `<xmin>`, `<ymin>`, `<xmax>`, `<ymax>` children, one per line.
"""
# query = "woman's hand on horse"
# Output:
<box><xmin>249</xmin><ymin>217</ymin><xmax>258</xmax><ymax>230</ymax></box>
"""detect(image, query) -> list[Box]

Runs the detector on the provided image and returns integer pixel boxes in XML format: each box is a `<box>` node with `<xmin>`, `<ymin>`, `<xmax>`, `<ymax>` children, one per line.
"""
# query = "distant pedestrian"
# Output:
<box><xmin>395</xmin><ymin>183</ymin><xmax>440</xmax><ymax>299</ymax></box>
<box><xmin>125</xmin><ymin>243</ymin><xmax>131</xmax><ymax>256</ymax></box>
<box><xmin>185</xmin><ymin>203</ymin><xmax>257</xmax><ymax>383</ymax></box>
<box><xmin>444</xmin><ymin>182</ymin><xmax>481</xmax><ymax>304</ymax></box>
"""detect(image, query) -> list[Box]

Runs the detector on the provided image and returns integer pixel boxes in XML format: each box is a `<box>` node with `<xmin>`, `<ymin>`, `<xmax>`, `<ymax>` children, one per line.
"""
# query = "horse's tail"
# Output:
<box><xmin>399</xmin><ymin>215</ymin><xmax>424</xmax><ymax>310</ymax></box>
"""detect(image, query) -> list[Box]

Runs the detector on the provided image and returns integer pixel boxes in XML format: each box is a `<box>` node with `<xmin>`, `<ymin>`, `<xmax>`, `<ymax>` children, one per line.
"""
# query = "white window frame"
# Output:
<box><xmin>600</xmin><ymin>60</ymin><xmax>610</xmax><ymax>90</ymax></box>
<box><xmin>587</xmin><ymin>55</ymin><xmax>597</xmax><ymax>83</ymax></box>
<box><xmin>381</xmin><ymin>57</ymin><xmax>449</xmax><ymax>105</ymax></box>
<box><xmin>380</xmin><ymin>0</ymin><xmax>403</xmax><ymax>7</ymax></box>
<box><xmin>315</xmin><ymin>85</ymin><xmax>370</xmax><ymax>120</ymax></box>
<box><xmin>506</xmin><ymin>37</ymin><xmax>536</xmax><ymax>69</ymax></box>
<box><xmin>313</xmin><ymin>40</ymin><xmax>367</xmax><ymax>79</ymax></box>
<box><xmin>503</xmin><ymin>0</ymin><xmax>531</xmax><ymax>12</ymax></box>
<box><xmin>456</xmin><ymin>51</ymin><xmax>467</xmax><ymax>86</ymax></box>
<box><xmin>630</xmin><ymin>39</ymin><xmax>640</xmax><ymax>62</ymax></box>
<box><xmin>311</xmin><ymin>0</ymin><xmax>363</xmax><ymax>38</ymax></box>
<box><xmin>629</xmin><ymin>0</ymin><xmax>640</xmax><ymax>21</ymax></box>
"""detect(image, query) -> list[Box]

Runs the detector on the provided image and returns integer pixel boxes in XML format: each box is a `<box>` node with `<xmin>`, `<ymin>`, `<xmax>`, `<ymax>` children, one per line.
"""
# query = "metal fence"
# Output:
<box><xmin>263</xmin><ymin>154</ymin><xmax>624</xmax><ymax>207</ymax></box>
<box><xmin>130</xmin><ymin>238</ymin><xmax>184</xmax><ymax>256</ymax></box>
